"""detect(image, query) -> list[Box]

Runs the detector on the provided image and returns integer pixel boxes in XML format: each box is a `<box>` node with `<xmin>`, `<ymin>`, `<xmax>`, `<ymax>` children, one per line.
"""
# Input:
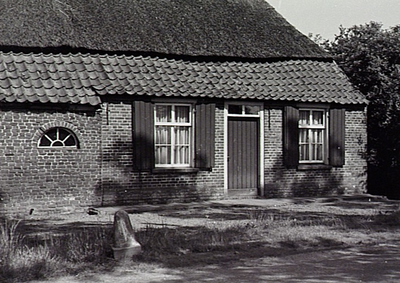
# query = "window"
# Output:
<box><xmin>228</xmin><ymin>104</ymin><xmax>261</xmax><ymax>115</ymax></box>
<box><xmin>284</xmin><ymin>106</ymin><xmax>345</xmax><ymax>168</ymax></box>
<box><xmin>154</xmin><ymin>104</ymin><xmax>192</xmax><ymax>167</ymax></box>
<box><xmin>299</xmin><ymin>109</ymin><xmax>326</xmax><ymax>163</ymax></box>
<box><xmin>133</xmin><ymin>100</ymin><xmax>215</xmax><ymax>171</ymax></box>
<box><xmin>38</xmin><ymin>127</ymin><xmax>78</xmax><ymax>148</ymax></box>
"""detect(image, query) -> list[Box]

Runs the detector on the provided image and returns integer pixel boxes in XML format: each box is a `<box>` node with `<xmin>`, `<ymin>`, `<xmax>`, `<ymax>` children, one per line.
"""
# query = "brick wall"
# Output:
<box><xmin>263</xmin><ymin>106</ymin><xmax>367</xmax><ymax>197</ymax></box>
<box><xmin>100</xmin><ymin>101</ymin><xmax>367</xmax><ymax>202</ymax></box>
<box><xmin>0</xmin><ymin>105</ymin><xmax>102</xmax><ymax>216</ymax></box>
<box><xmin>99</xmin><ymin>101</ymin><xmax>225</xmax><ymax>206</ymax></box>
<box><xmin>0</xmin><ymin>101</ymin><xmax>368</xmax><ymax>216</ymax></box>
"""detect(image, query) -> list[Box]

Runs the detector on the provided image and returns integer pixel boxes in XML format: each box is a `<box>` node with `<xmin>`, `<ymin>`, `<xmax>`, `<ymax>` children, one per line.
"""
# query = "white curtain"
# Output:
<box><xmin>174</xmin><ymin>126</ymin><xmax>190</xmax><ymax>164</ymax></box>
<box><xmin>155</xmin><ymin>105</ymin><xmax>191</xmax><ymax>165</ymax></box>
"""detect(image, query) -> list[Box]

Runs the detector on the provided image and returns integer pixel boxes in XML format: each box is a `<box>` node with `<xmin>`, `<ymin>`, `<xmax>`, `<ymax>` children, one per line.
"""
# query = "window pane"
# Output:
<box><xmin>299</xmin><ymin>129</ymin><xmax>308</xmax><ymax>161</ymax></box>
<box><xmin>174</xmin><ymin>127</ymin><xmax>190</xmax><ymax>165</ymax></box>
<box><xmin>155</xmin><ymin>105</ymin><xmax>171</xmax><ymax>122</ymax></box>
<box><xmin>299</xmin><ymin>144</ymin><xmax>309</xmax><ymax>161</ymax></box>
<box><xmin>316</xmin><ymin>144</ymin><xmax>323</xmax><ymax>160</ymax></box>
<box><xmin>310</xmin><ymin>130</ymin><xmax>323</xmax><ymax>161</ymax></box>
<box><xmin>315</xmin><ymin>130</ymin><xmax>323</xmax><ymax>143</ymax></box>
<box><xmin>310</xmin><ymin>144</ymin><xmax>323</xmax><ymax>161</ymax></box>
<box><xmin>299</xmin><ymin>110</ymin><xmax>310</xmax><ymax>125</ymax></box>
<box><xmin>39</xmin><ymin>136</ymin><xmax>51</xmax><ymax>146</ymax></box>
<box><xmin>58</xmin><ymin>129</ymin><xmax>69</xmax><ymax>140</ymax></box>
<box><xmin>228</xmin><ymin>105</ymin><xmax>242</xmax><ymax>114</ymax></box>
<box><xmin>46</xmin><ymin>129</ymin><xmax>58</xmax><ymax>141</ymax></box>
<box><xmin>310</xmin><ymin>130</ymin><xmax>323</xmax><ymax>144</ymax></box>
<box><xmin>53</xmin><ymin>141</ymin><xmax>63</xmax><ymax>147</ymax></box>
<box><xmin>315</xmin><ymin>130</ymin><xmax>323</xmax><ymax>160</ymax></box>
<box><xmin>174</xmin><ymin>146</ymin><xmax>189</xmax><ymax>164</ymax></box>
<box><xmin>175</xmin><ymin>106</ymin><xmax>190</xmax><ymax>123</ymax></box>
<box><xmin>155</xmin><ymin>126</ymin><xmax>171</xmax><ymax>144</ymax></box>
<box><xmin>312</xmin><ymin>111</ymin><xmax>323</xmax><ymax>126</ymax></box>
<box><xmin>64</xmin><ymin>135</ymin><xmax>75</xmax><ymax>146</ymax></box>
<box><xmin>175</xmin><ymin>127</ymin><xmax>189</xmax><ymax>144</ymax></box>
<box><xmin>244</xmin><ymin>105</ymin><xmax>260</xmax><ymax>115</ymax></box>
<box><xmin>299</xmin><ymin>129</ymin><xmax>308</xmax><ymax>143</ymax></box>
<box><xmin>155</xmin><ymin>146</ymin><xmax>171</xmax><ymax>164</ymax></box>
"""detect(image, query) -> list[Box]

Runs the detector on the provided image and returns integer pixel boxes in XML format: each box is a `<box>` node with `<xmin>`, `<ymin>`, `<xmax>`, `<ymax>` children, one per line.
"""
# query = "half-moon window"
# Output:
<box><xmin>38</xmin><ymin>127</ymin><xmax>79</xmax><ymax>148</ymax></box>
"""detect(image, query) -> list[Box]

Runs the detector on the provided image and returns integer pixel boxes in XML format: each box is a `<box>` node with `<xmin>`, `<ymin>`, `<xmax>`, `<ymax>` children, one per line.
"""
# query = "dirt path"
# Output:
<box><xmin>31</xmin><ymin>243</ymin><xmax>400</xmax><ymax>283</ymax></box>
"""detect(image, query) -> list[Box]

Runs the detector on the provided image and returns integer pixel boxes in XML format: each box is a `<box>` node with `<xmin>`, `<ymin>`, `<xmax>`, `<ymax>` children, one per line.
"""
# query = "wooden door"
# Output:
<box><xmin>228</xmin><ymin>117</ymin><xmax>259</xmax><ymax>197</ymax></box>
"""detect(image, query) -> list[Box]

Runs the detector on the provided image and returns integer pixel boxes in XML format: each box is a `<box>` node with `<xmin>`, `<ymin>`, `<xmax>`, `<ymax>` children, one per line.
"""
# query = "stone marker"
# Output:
<box><xmin>112</xmin><ymin>210</ymin><xmax>142</xmax><ymax>261</ymax></box>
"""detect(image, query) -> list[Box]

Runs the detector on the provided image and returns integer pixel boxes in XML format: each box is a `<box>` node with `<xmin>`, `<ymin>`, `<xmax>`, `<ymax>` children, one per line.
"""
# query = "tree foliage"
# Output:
<box><xmin>322</xmin><ymin>22</ymin><xmax>400</xmax><ymax>198</ymax></box>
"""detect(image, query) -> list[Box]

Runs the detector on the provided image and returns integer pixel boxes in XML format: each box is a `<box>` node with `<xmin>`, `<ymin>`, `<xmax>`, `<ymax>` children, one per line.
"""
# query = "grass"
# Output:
<box><xmin>1</xmin><ymin>207</ymin><xmax>399</xmax><ymax>282</ymax></box>
<box><xmin>0</xmin><ymin>220</ymin><xmax>114</xmax><ymax>282</ymax></box>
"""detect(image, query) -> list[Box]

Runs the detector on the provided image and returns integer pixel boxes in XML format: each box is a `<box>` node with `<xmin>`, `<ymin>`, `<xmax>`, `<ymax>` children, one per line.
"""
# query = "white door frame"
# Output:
<box><xmin>224</xmin><ymin>102</ymin><xmax>265</xmax><ymax>196</ymax></box>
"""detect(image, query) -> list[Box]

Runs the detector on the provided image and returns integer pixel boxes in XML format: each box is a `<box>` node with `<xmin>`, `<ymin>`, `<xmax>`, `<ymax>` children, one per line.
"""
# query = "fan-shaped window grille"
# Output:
<box><xmin>38</xmin><ymin>127</ymin><xmax>79</xmax><ymax>148</ymax></box>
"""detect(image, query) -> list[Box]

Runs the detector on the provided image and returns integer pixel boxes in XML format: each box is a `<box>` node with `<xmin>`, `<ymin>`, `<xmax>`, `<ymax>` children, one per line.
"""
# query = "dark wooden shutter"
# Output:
<box><xmin>329</xmin><ymin>108</ymin><xmax>345</xmax><ymax>166</ymax></box>
<box><xmin>283</xmin><ymin>106</ymin><xmax>299</xmax><ymax>168</ymax></box>
<box><xmin>195</xmin><ymin>102</ymin><xmax>215</xmax><ymax>169</ymax></box>
<box><xmin>133</xmin><ymin>100</ymin><xmax>154</xmax><ymax>170</ymax></box>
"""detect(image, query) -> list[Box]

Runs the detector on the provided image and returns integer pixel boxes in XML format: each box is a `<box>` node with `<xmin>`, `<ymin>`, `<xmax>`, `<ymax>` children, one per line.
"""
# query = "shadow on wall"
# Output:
<box><xmin>0</xmin><ymin>191</ymin><xmax>4</xmax><ymax>218</ymax></box>
<box><xmin>266</xmin><ymin>125</ymin><xmax>368</xmax><ymax>198</ymax></box>
<box><xmin>266</xmin><ymin>156</ymin><xmax>345</xmax><ymax>198</ymax></box>
<box><xmin>94</xmin><ymin>135</ymin><xmax>212</xmax><ymax>207</ymax></box>
<box><xmin>101</xmin><ymin>139</ymin><xmax>134</xmax><ymax>176</ymax></box>
<box><xmin>94</xmin><ymin>137</ymin><xmax>138</xmax><ymax>206</ymax></box>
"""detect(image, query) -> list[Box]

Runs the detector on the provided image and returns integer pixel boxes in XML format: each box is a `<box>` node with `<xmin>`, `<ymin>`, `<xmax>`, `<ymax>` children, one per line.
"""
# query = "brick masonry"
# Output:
<box><xmin>263</xmin><ymin>106</ymin><xmax>367</xmax><ymax>197</ymax></box>
<box><xmin>0</xmin><ymin>101</ymin><xmax>367</xmax><ymax>216</ymax></box>
<box><xmin>99</xmin><ymin>101</ymin><xmax>225</xmax><ymax>206</ymax></box>
<box><xmin>0</xmin><ymin>105</ymin><xmax>102</xmax><ymax>216</ymax></box>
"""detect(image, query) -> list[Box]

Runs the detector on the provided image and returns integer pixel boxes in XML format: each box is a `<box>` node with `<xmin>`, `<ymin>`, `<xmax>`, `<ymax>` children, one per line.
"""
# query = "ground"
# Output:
<box><xmin>22</xmin><ymin>195</ymin><xmax>400</xmax><ymax>282</ymax></box>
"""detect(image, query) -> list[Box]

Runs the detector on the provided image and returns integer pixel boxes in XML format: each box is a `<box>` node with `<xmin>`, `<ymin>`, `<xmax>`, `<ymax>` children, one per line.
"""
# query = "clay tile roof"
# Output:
<box><xmin>0</xmin><ymin>52</ymin><xmax>367</xmax><ymax>105</ymax></box>
<box><xmin>0</xmin><ymin>52</ymin><xmax>100</xmax><ymax>105</ymax></box>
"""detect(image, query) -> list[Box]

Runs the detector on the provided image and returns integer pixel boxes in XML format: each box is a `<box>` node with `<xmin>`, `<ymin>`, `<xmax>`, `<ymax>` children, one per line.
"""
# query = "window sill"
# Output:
<box><xmin>152</xmin><ymin>168</ymin><xmax>200</xmax><ymax>174</ymax></box>
<box><xmin>297</xmin><ymin>164</ymin><xmax>332</xmax><ymax>171</ymax></box>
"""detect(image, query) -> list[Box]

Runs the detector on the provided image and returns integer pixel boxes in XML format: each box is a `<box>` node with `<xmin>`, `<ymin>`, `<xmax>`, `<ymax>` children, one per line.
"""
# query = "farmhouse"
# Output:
<box><xmin>0</xmin><ymin>0</ymin><xmax>367</xmax><ymax>215</ymax></box>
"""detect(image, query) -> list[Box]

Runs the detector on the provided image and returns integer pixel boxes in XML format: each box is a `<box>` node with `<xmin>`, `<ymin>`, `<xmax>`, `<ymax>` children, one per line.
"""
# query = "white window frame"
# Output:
<box><xmin>298</xmin><ymin>108</ymin><xmax>328</xmax><ymax>164</ymax></box>
<box><xmin>154</xmin><ymin>103</ymin><xmax>193</xmax><ymax>168</ymax></box>
<box><xmin>226</xmin><ymin>103</ymin><xmax>262</xmax><ymax>118</ymax></box>
<box><xmin>38</xmin><ymin>127</ymin><xmax>78</xmax><ymax>149</ymax></box>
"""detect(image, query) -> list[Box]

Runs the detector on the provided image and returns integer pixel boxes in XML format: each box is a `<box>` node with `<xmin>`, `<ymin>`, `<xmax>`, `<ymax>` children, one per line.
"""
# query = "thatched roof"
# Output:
<box><xmin>0</xmin><ymin>0</ymin><xmax>328</xmax><ymax>59</ymax></box>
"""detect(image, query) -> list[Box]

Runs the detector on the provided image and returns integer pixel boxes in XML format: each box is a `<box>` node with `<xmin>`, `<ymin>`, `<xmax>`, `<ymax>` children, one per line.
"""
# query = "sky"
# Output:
<box><xmin>267</xmin><ymin>0</ymin><xmax>400</xmax><ymax>40</ymax></box>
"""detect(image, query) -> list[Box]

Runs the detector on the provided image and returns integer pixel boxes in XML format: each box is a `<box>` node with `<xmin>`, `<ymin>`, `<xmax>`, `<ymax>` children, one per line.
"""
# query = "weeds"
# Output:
<box><xmin>0</xmin><ymin>219</ymin><xmax>61</xmax><ymax>282</ymax></box>
<box><xmin>1</xmin><ymin>206</ymin><xmax>398</xmax><ymax>282</ymax></box>
<box><xmin>136</xmin><ymin>221</ymin><xmax>250</xmax><ymax>261</ymax></box>
<box><xmin>0</xmin><ymin>220</ymin><xmax>114</xmax><ymax>282</ymax></box>
<box><xmin>47</xmin><ymin>227</ymin><xmax>114</xmax><ymax>263</ymax></box>
<box><xmin>136</xmin><ymin>211</ymin><xmax>350</xmax><ymax>261</ymax></box>
<box><xmin>375</xmin><ymin>208</ymin><xmax>400</xmax><ymax>225</ymax></box>
<box><xmin>0</xmin><ymin>219</ymin><xmax>23</xmax><ymax>260</ymax></box>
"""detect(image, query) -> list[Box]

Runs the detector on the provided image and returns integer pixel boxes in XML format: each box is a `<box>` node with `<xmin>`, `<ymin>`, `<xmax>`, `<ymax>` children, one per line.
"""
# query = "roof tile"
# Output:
<box><xmin>0</xmin><ymin>52</ymin><xmax>367</xmax><ymax>106</ymax></box>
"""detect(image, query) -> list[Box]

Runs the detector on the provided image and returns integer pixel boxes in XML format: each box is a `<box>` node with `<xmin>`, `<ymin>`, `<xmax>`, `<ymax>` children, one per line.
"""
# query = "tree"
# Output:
<box><xmin>322</xmin><ymin>22</ymin><xmax>400</xmax><ymax>198</ymax></box>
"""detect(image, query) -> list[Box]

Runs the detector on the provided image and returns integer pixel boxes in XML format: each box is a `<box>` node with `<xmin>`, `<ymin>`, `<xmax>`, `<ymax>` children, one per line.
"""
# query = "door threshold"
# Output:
<box><xmin>228</xmin><ymin>189</ymin><xmax>258</xmax><ymax>198</ymax></box>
